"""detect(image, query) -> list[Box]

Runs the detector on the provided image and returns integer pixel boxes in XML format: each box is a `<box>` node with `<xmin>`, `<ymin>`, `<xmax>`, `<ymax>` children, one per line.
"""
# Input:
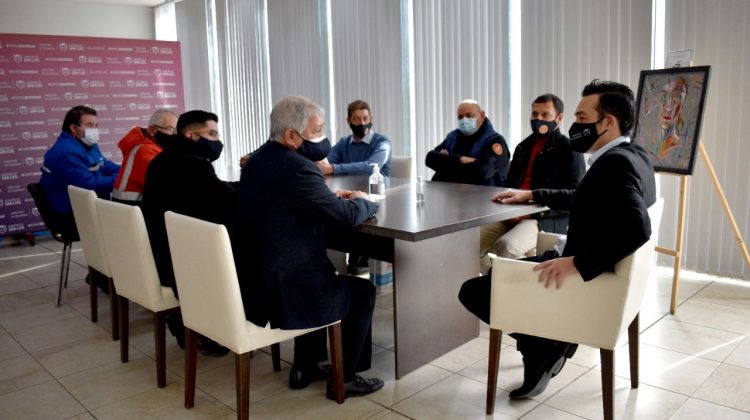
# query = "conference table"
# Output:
<box><xmin>324</xmin><ymin>175</ymin><xmax>546</xmax><ymax>378</ymax></box>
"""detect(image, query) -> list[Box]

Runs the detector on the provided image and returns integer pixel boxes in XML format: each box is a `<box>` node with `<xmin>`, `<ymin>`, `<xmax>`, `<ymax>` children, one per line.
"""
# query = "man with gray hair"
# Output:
<box><xmin>233</xmin><ymin>96</ymin><xmax>384</xmax><ymax>399</ymax></box>
<box><xmin>426</xmin><ymin>99</ymin><xmax>510</xmax><ymax>186</ymax></box>
<box><xmin>113</xmin><ymin>108</ymin><xmax>179</xmax><ymax>204</ymax></box>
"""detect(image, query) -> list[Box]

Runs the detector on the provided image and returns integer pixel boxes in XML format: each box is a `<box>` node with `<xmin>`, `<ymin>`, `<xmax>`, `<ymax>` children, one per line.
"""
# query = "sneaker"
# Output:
<box><xmin>289</xmin><ymin>364</ymin><xmax>331</xmax><ymax>389</ymax></box>
<box><xmin>508</xmin><ymin>356</ymin><xmax>565</xmax><ymax>399</ymax></box>
<box><xmin>326</xmin><ymin>374</ymin><xmax>384</xmax><ymax>400</ymax></box>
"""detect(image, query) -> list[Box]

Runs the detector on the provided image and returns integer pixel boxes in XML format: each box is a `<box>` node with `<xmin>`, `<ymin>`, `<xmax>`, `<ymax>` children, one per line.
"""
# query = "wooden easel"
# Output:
<box><xmin>656</xmin><ymin>142</ymin><xmax>750</xmax><ymax>314</ymax></box>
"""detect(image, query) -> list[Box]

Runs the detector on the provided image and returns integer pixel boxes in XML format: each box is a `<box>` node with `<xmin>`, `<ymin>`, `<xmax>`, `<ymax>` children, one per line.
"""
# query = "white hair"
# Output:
<box><xmin>269</xmin><ymin>96</ymin><xmax>324</xmax><ymax>142</ymax></box>
<box><xmin>148</xmin><ymin>108</ymin><xmax>178</xmax><ymax>127</ymax></box>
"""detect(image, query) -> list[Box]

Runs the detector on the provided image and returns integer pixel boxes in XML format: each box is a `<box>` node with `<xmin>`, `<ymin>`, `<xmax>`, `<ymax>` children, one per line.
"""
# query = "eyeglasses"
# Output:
<box><xmin>193</xmin><ymin>130</ymin><xmax>220</xmax><ymax>138</ymax></box>
<box><xmin>154</xmin><ymin>125</ymin><xmax>176</xmax><ymax>134</ymax></box>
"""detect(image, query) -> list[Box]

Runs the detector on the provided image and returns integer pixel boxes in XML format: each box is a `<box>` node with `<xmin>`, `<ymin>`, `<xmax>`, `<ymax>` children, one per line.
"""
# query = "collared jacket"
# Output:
<box><xmin>112</xmin><ymin>127</ymin><xmax>163</xmax><ymax>203</ymax></box>
<box><xmin>504</xmin><ymin>130</ymin><xmax>586</xmax><ymax>233</ymax></box>
<box><xmin>425</xmin><ymin>118</ymin><xmax>509</xmax><ymax>186</ymax></box>
<box><xmin>40</xmin><ymin>131</ymin><xmax>120</xmax><ymax>213</ymax></box>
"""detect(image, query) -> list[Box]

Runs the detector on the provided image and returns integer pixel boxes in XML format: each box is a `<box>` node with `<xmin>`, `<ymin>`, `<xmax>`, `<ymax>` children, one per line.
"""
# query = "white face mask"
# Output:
<box><xmin>80</xmin><ymin>128</ymin><xmax>100</xmax><ymax>146</ymax></box>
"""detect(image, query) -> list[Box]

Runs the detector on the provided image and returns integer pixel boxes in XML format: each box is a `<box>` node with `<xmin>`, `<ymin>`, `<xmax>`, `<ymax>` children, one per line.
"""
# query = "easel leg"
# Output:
<box><xmin>670</xmin><ymin>175</ymin><xmax>688</xmax><ymax>314</ymax></box>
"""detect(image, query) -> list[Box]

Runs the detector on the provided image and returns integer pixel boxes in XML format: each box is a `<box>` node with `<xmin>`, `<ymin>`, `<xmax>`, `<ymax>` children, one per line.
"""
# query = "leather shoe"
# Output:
<box><xmin>326</xmin><ymin>374</ymin><xmax>384</xmax><ymax>400</ymax></box>
<box><xmin>289</xmin><ymin>364</ymin><xmax>331</xmax><ymax>389</ymax></box>
<box><xmin>509</xmin><ymin>356</ymin><xmax>566</xmax><ymax>399</ymax></box>
<box><xmin>198</xmin><ymin>337</ymin><xmax>230</xmax><ymax>357</ymax></box>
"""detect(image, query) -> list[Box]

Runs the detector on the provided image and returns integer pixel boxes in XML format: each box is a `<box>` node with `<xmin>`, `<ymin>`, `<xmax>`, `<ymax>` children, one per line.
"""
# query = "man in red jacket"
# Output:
<box><xmin>112</xmin><ymin>108</ymin><xmax>179</xmax><ymax>205</ymax></box>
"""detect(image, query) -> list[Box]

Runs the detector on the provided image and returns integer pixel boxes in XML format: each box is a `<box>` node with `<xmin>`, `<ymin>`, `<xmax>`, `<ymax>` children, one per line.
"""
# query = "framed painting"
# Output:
<box><xmin>632</xmin><ymin>66</ymin><xmax>711</xmax><ymax>175</ymax></box>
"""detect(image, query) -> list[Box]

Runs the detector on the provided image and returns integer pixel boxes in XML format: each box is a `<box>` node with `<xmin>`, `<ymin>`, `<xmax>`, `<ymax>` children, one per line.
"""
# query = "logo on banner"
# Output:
<box><xmin>24</xmin><ymin>157</ymin><xmax>35</xmax><ymax>166</ymax></box>
<box><xmin>64</xmin><ymin>92</ymin><xmax>73</xmax><ymax>101</ymax></box>
<box><xmin>61</xmin><ymin>68</ymin><xmax>70</xmax><ymax>76</ymax></box>
<box><xmin>154</xmin><ymin>69</ymin><xmax>161</xmax><ymax>77</ymax></box>
<box><xmin>18</xmin><ymin>106</ymin><xmax>28</xmax><ymax>115</ymax></box>
<box><xmin>58</xmin><ymin>42</ymin><xmax>68</xmax><ymax>51</ymax></box>
<box><xmin>21</xmin><ymin>132</ymin><xmax>31</xmax><ymax>141</ymax></box>
<box><xmin>15</xmin><ymin>80</ymin><xmax>25</xmax><ymax>89</ymax></box>
<box><xmin>156</xmin><ymin>91</ymin><xmax>164</xmax><ymax>99</ymax></box>
<box><xmin>78</xmin><ymin>55</ymin><xmax>87</xmax><ymax>64</ymax></box>
<box><xmin>152</xmin><ymin>46</ymin><xmax>159</xmax><ymax>54</ymax></box>
<box><xmin>126</xmin><ymin>80</ymin><xmax>134</xmax><ymax>88</ymax></box>
<box><xmin>31</xmin><ymin>208</ymin><xmax>39</xmax><ymax>216</ymax></box>
<box><xmin>80</xmin><ymin>80</ymin><xmax>89</xmax><ymax>88</ymax></box>
<box><xmin>0</xmin><ymin>225</ymin><xmax>6</xmax><ymax>235</ymax></box>
<box><xmin>128</xmin><ymin>103</ymin><xmax>137</xmax><ymax>111</ymax></box>
<box><xmin>124</xmin><ymin>56</ymin><xmax>132</xmax><ymax>65</ymax></box>
<box><xmin>13</xmin><ymin>54</ymin><xmax>22</xmax><ymax>63</ymax></box>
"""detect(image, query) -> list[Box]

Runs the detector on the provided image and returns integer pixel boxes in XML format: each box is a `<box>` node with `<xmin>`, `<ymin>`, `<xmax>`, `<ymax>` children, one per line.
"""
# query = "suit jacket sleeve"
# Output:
<box><xmin>532</xmin><ymin>188</ymin><xmax>576</xmax><ymax>210</ymax></box>
<box><xmin>291</xmin><ymin>163</ymin><xmax>378</xmax><ymax>228</ymax></box>
<box><xmin>572</xmin><ymin>155</ymin><xmax>652</xmax><ymax>281</ymax></box>
<box><xmin>425</xmin><ymin>137</ymin><xmax>461</xmax><ymax>173</ymax></box>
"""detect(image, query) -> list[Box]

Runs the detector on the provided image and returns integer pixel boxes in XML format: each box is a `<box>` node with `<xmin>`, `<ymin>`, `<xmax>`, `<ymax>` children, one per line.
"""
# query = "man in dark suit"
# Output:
<box><xmin>233</xmin><ymin>96</ymin><xmax>384</xmax><ymax>399</ymax></box>
<box><xmin>459</xmin><ymin>80</ymin><xmax>656</xmax><ymax>399</ymax></box>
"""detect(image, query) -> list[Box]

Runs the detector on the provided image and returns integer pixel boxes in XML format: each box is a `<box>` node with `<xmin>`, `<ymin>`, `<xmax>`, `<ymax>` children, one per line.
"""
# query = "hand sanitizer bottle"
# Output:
<box><xmin>369</xmin><ymin>163</ymin><xmax>385</xmax><ymax>195</ymax></box>
<box><xmin>416</xmin><ymin>175</ymin><xmax>425</xmax><ymax>205</ymax></box>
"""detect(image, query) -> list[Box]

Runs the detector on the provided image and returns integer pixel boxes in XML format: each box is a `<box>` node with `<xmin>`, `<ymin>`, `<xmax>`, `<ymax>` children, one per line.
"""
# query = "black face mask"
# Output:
<box><xmin>153</xmin><ymin>131</ymin><xmax>174</xmax><ymax>147</ymax></box>
<box><xmin>296</xmin><ymin>134</ymin><xmax>331</xmax><ymax>162</ymax></box>
<box><xmin>349</xmin><ymin>122</ymin><xmax>372</xmax><ymax>139</ymax></box>
<box><xmin>568</xmin><ymin>117</ymin><xmax>606</xmax><ymax>153</ymax></box>
<box><xmin>195</xmin><ymin>137</ymin><xmax>224</xmax><ymax>162</ymax></box>
<box><xmin>530</xmin><ymin>119</ymin><xmax>558</xmax><ymax>136</ymax></box>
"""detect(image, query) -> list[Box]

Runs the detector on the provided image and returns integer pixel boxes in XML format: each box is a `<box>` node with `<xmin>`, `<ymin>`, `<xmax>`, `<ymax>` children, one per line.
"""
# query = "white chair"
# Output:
<box><xmin>486</xmin><ymin>199</ymin><xmax>664</xmax><ymax>420</ymax></box>
<box><xmin>68</xmin><ymin>186</ymin><xmax>119</xmax><ymax>340</ymax></box>
<box><xmin>95</xmin><ymin>199</ymin><xmax>180</xmax><ymax>388</ymax></box>
<box><xmin>164</xmin><ymin>211</ymin><xmax>345</xmax><ymax>419</ymax></box>
<box><xmin>390</xmin><ymin>155</ymin><xmax>413</xmax><ymax>179</ymax></box>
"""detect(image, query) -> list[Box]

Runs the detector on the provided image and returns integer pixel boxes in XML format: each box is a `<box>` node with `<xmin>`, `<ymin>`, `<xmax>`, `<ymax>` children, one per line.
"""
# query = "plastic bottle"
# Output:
<box><xmin>369</xmin><ymin>163</ymin><xmax>385</xmax><ymax>195</ymax></box>
<box><xmin>416</xmin><ymin>175</ymin><xmax>425</xmax><ymax>205</ymax></box>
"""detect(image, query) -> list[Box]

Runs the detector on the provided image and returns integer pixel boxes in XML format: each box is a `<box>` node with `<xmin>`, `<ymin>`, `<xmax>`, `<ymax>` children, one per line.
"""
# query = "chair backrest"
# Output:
<box><xmin>27</xmin><ymin>182</ymin><xmax>68</xmax><ymax>241</ymax></box>
<box><xmin>164</xmin><ymin>211</ymin><xmax>254</xmax><ymax>352</ymax></box>
<box><xmin>390</xmin><ymin>155</ymin><xmax>413</xmax><ymax>179</ymax></box>
<box><xmin>95</xmin><ymin>198</ymin><xmax>177</xmax><ymax>311</ymax></box>
<box><xmin>68</xmin><ymin>186</ymin><xmax>110</xmax><ymax>276</ymax></box>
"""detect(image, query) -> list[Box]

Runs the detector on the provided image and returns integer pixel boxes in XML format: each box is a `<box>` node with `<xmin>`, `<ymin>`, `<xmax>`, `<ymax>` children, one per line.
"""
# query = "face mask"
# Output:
<box><xmin>458</xmin><ymin>118</ymin><xmax>479</xmax><ymax>136</ymax></box>
<box><xmin>296</xmin><ymin>133</ymin><xmax>331</xmax><ymax>162</ymax></box>
<box><xmin>349</xmin><ymin>122</ymin><xmax>372</xmax><ymax>139</ymax></box>
<box><xmin>153</xmin><ymin>131</ymin><xmax>174</xmax><ymax>146</ymax></box>
<box><xmin>79</xmin><ymin>127</ymin><xmax>99</xmax><ymax>146</ymax></box>
<box><xmin>568</xmin><ymin>117</ymin><xmax>606</xmax><ymax>153</ymax></box>
<box><xmin>195</xmin><ymin>137</ymin><xmax>224</xmax><ymax>162</ymax></box>
<box><xmin>530</xmin><ymin>119</ymin><xmax>558</xmax><ymax>136</ymax></box>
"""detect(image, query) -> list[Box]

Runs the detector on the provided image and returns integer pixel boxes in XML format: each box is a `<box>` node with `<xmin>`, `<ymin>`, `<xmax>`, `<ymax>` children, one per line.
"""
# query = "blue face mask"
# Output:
<box><xmin>458</xmin><ymin>118</ymin><xmax>479</xmax><ymax>136</ymax></box>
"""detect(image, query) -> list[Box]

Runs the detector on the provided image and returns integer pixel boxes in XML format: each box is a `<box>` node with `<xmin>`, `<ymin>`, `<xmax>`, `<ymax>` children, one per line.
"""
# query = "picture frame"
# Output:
<box><xmin>632</xmin><ymin>66</ymin><xmax>711</xmax><ymax>175</ymax></box>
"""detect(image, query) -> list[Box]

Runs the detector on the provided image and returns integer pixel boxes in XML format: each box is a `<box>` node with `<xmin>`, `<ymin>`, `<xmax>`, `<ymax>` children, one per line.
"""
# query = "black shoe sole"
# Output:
<box><xmin>509</xmin><ymin>357</ymin><xmax>565</xmax><ymax>400</ymax></box>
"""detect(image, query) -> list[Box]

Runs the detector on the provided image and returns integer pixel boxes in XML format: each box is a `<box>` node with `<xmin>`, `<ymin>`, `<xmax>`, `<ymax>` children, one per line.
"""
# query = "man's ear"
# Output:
<box><xmin>555</xmin><ymin>113</ymin><xmax>564</xmax><ymax>125</ymax></box>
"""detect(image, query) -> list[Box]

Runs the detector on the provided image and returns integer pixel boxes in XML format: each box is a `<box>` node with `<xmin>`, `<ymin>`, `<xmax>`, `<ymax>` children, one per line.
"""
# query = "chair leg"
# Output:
<box><xmin>88</xmin><ymin>268</ymin><xmax>98</xmax><ymax>322</ymax></box>
<box><xmin>56</xmin><ymin>241</ymin><xmax>71</xmax><ymax>306</ymax></box>
<box><xmin>327</xmin><ymin>323</ymin><xmax>345</xmax><ymax>404</ymax></box>
<box><xmin>185</xmin><ymin>327</ymin><xmax>198</xmax><ymax>409</ymax></box>
<box><xmin>486</xmin><ymin>328</ymin><xmax>502</xmax><ymax>415</ymax></box>
<box><xmin>271</xmin><ymin>343</ymin><xmax>281</xmax><ymax>372</ymax></box>
<box><xmin>236</xmin><ymin>351</ymin><xmax>251</xmax><ymax>420</ymax></box>
<box><xmin>628</xmin><ymin>313</ymin><xmax>640</xmax><ymax>388</ymax></box>
<box><xmin>62</xmin><ymin>242</ymin><xmax>71</xmax><ymax>288</ymax></box>
<box><xmin>600</xmin><ymin>349</ymin><xmax>615</xmax><ymax>420</ymax></box>
<box><xmin>154</xmin><ymin>310</ymin><xmax>168</xmax><ymax>388</ymax></box>
<box><xmin>118</xmin><ymin>296</ymin><xmax>129</xmax><ymax>363</ymax></box>
<box><xmin>109</xmin><ymin>278</ymin><xmax>119</xmax><ymax>341</ymax></box>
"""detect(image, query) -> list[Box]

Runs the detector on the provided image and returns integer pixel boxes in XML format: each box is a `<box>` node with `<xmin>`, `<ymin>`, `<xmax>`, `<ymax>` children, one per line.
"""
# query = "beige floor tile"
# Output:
<box><xmin>34</xmin><ymin>334</ymin><xmax>145</xmax><ymax>378</ymax></box>
<box><xmin>0</xmin><ymin>353</ymin><xmax>53</xmax><ymax>396</ymax></box>
<box><xmin>520</xmin><ymin>404</ymin><xmax>586</xmax><ymax>419</ymax></box>
<box><xmin>691</xmin><ymin>279</ymin><xmax>750</xmax><ymax>310</ymax></box>
<box><xmin>392</xmin><ymin>374</ymin><xmax>538</xmax><ymax>420</ymax></box>
<box><xmin>0</xmin><ymin>380</ymin><xmax>86</xmax><ymax>420</ymax></box>
<box><xmin>669</xmin><ymin>299</ymin><xmax>750</xmax><ymax>335</ymax></box>
<box><xmin>375</xmin><ymin>292</ymin><xmax>394</xmax><ymax>311</ymax></box>
<box><xmin>366</xmin><ymin>408</ymin><xmax>412</xmax><ymax>419</ymax></box>
<box><xmin>428</xmin><ymin>337</ymin><xmax>488</xmax><ymax>373</ymax></box>
<box><xmin>246</xmin><ymin>382</ymin><xmax>384</xmax><ymax>419</ymax></box>
<box><xmin>568</xmin><ymin>344</ymin><xmax>601</xmax><ymax>369</ymax></box>
<box><xmin>640</xmin><ymin>318</ymin><xmax>744</xmax><ymax>362</ymax></box>
<box><xmin>692</xmin><ymin>363</ymin><xmax>750</xmax><ymax>412</ymax></box>
<box><xmin>90</xmin><ymin>380</ymin><xmax>233</xmax><ymax>419</ymax></box>
<box><xmin>361</xmin><ymin>347</ymin><xmax>452</xmax><ymax>407</ymax></box>
<box><xmin>0</xmin><ymin>331</ymin><xmax>25</xmax><ymax>362</ymax></box>
<box><xmin>0</xmin><ymin>288</ymin><xmax>56</xmax><ymax>314</ymax></box>
<box><xmin>160</xmin><ymin>341</ymin><xmax>235</xmax><ymax>379</ymax></box>
<box><xmin>0</xmin><ymin>299</ymin><xmax>81</xmax><ymax>332</ymax></box>
<box><xmin>26</xmin><ymin>261</ymin><xmax>88</xmax><ymax>288</ymax></box>
<box><xmin>0</xmin><ymin>272</ymin><xmax>39</xmax><ymax>296</ymax></box>
<box><xmin>669</xmin><ymin>397</ymin><xmax>750</xmax><ymax>420</ymax></box>
<box><xmin>725</xmin><ymin>335</ymin><xmax>750</xmax><ymax>369</ymax></box>
<box><xmin>65</xmin><ymin>413</ymin><xmax>96</xmax><ymax>420</ymax></box>
<box><xmin>545</xmin><ymin>368</ymin><xmax>687</xmax><ymax>420</ymax></box>
<box><xmin>372</xmin><ymin>307</ymin><xmax>394</xmax><ymax>350</ymax></box>
<box><xmin>193</xmin><ymin>350</ymin><xmax>290</xmax><ymax>408</ymax></box>
<box><xmin>613</xmin><ymin>343</ymin><xmax>719</xmax><ymax>395</ymax></box>
<box><xmin>11</xmin><ymin>313</ymin><xmax>109</xmax><ymax>354</ymax></box>
<box><xmin>59</xmin><ymin>356</ymin><xmax>180</xmax><ymax>410</ymax></box>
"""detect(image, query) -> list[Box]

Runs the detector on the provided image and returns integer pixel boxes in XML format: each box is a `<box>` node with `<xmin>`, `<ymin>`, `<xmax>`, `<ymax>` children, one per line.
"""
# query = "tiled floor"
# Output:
<box><xmin>2</xmin><ymin>236</ymin><xmax>750</xmax><ymax>419</ymax></box>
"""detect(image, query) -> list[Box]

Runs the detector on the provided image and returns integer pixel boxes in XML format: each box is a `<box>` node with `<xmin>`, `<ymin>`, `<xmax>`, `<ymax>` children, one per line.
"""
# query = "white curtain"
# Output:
<box><xmin>413</xmin><ymin>0</ymin><xmax>510</xmax><ymax>179</ymax></box>
<box><xmin>173</xmin><ymin>0</ymin><xmax>212</xmax><ymax>112</ymax></box>
<box><xmin>662</xmin><ymin>0</ymin><xmax>750</xmax><ymax>279</ymax></box>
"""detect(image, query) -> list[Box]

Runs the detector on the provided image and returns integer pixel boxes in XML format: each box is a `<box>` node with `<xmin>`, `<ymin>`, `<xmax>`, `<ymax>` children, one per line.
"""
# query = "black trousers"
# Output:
<box><xmin>458</xmin><ymin>254</ymin><xmax>577</xmax><ymax>362</ymax></box>
<box><xmin>294</xmin><ymin>275</ymin><xmax>375</xmax><ymax>382</ymax></box>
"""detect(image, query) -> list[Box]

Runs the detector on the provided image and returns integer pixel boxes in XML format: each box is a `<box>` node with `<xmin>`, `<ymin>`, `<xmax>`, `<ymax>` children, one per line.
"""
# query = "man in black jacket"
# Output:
<box><xmin>233</xmin><ymin>96</ymin><xmax>384</xmax><ymax>399</ymax></box>
<box><xmin>141</xmin><ymin>110</ymin><xmax>237</xmax><ymax>354</ymax></box>
<box><xmin>425</xmin><ymin>99</ymin><xmax>510</xmax><ymax>186</ymax></box>
<box><xmin>480</xmin><ymin>94</ymin><xmax>585</xmax><ymax>268</ymax></box>
<box><xmin>459</xmin><ymin>80</ymin><xmax>656</xmax><ymax>399</ymax></box>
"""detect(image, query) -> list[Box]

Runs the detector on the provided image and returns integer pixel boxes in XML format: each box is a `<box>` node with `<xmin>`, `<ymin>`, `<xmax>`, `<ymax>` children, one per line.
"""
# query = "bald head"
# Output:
<box><xmin>456</xmin><ymin>99</ymin><xmax>485</xmax><ymax>130</ymax></box>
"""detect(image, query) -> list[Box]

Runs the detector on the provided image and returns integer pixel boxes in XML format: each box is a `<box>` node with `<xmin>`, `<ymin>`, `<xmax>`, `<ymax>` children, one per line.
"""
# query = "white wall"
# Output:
<box><xmin>0</xmin><ymin>0</ymin><xmax>154</xmax><ymax>40</ymax></box>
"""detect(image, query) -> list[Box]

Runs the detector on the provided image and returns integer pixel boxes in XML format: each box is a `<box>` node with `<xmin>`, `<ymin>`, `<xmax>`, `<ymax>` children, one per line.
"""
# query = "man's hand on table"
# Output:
<box><xmin>491</xmin><ymin>190</ymin><xmax>533</xmax><ymax>204</ymax></box>
<box><xmin>316</xmin><ymin>158</ymin><xmax>334</xmax><ymax>175</ymax></box>
<box><xmin>336</xmin><ymin>189</ymin><xmax>369</xmax><ymax>201</ymax></box>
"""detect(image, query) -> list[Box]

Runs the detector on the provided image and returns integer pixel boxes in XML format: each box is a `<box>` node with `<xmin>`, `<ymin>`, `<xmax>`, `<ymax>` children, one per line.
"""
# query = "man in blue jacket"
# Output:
<box><xmin>316</xmin><ymin>99</ymin><xmax>392</xmax><ymax>177</ymax></box>
<box><xmin>39</xmin><ymin>105</ymin><xmax>120</xmax><ymax>236</ymax></box>
<box><xmin>426</xmin><ymin>99</ymin><xmax>509</xmax><ymax>186</ymax></box>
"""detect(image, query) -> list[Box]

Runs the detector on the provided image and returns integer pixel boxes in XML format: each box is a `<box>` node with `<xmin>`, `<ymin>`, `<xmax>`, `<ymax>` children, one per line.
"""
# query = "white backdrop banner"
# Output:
<box><xmin>0</xmin><ymin>33</ymin><xmax>184</xmax><ymax>236</ymax></box>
